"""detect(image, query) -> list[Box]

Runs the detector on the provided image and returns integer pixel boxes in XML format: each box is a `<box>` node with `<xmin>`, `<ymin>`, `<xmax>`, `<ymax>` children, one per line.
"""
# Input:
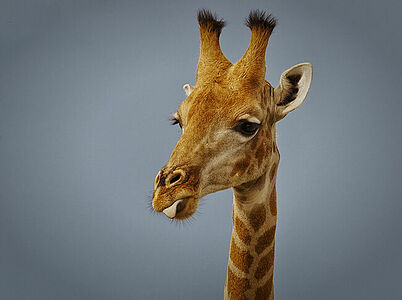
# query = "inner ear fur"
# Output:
<box><xmin>274</xmin><ymin>62</ymin><xmax>313</xmax><ymax>119</ymax></box>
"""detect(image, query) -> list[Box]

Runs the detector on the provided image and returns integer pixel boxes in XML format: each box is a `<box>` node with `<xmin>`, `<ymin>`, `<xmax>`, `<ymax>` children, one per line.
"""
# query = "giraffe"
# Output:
<box><xmin>152</xmin><ymin>10</ymin><xmax>312</xmax><ymax>299</ymax></box>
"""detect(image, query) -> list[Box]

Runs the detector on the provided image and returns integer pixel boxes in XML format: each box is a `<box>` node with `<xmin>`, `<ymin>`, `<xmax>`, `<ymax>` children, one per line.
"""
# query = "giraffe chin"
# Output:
<box><xmin>163</xmin><ymin>197</ymin><xmax>199</xmax><ymax>220</ymax></box>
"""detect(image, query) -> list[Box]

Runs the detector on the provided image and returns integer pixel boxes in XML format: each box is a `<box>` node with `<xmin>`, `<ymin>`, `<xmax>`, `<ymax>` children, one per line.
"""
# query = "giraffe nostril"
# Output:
<box><xmin>169</xmin><ymin>174</ymin><xmax>182</xmax><ymax>185</ymax></box>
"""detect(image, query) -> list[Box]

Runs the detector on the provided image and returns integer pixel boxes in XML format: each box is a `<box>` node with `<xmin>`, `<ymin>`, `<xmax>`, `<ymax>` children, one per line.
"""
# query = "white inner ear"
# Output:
<box><xmin>183</xmin><ymin>84</ymin><xmax>195</xmax><ymax>96</ymax></box>
<box><xmin>277</xmin><ymin>62</ymin><xmax>313</xmax><ymax>116</ymax></box>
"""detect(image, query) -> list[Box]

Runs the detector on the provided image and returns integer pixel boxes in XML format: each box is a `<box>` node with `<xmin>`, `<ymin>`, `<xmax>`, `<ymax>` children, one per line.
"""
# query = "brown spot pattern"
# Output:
<box><xmin>269</xmin><ymin>186</ymin><xmax>277</xmax><ymax>216</ymax></box>
<box><xmin>248</xmin><ymin>203</ymin><xmax>266</xmax><ymax>232</ymax></box>
<box><xmin>255</xmin><ymin>275</ymin><xmax>273</xmax><ymax>300</ymax></box>
<box><xmin>230</xmin><ymin>155</ymin><xmax>250</xmax><ymax>177</ymax></box>
<box><xmin>235</xmin><ymin>217</ymin><xmax>252</xmax><ymax>245</ymax></box>
<box><xmin>255</xmin><ymin>225</ymin><xmax>276</xmax><ymax>254</ymax></box>
<box><xmin>227</xmin><ymin>267</ymin><xmax>250</xmax><ymax>300</ymax></box>
<box><xmin>254</xmin><ymin>249</ymin><xmax>274</xmax><ymax>280</ymax></box>
<box><xmin>230</xmin><ymin>238</ymin><xmax>253</xmax><ymax>273</ymax></box>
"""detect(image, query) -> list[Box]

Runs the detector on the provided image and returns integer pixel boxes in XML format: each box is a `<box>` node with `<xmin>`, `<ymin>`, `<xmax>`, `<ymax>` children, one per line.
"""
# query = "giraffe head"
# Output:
<box><xmin>152</xmin><ymin>10</ymin><xmax>312</xmax><ymax>220</ymax></box>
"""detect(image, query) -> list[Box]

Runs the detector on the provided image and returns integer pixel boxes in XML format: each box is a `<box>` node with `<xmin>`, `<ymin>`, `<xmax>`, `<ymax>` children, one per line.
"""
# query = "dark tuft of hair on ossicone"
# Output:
<box><xmin>245</xmin><ymin>10</ymin><xmax>277</xmax><ymax>33</ymax></box>
<box><xmin>197</xmin><ymin>9</ymin><xmax>226</xmax><ymax>36</ymax></box>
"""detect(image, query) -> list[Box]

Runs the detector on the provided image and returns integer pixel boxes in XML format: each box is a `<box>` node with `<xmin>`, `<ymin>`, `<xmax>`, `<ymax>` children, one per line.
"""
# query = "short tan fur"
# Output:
<box><xmin>152</xmin><ymin>9</ymin><xmax>313</xmax><ymax>299</ymax></box>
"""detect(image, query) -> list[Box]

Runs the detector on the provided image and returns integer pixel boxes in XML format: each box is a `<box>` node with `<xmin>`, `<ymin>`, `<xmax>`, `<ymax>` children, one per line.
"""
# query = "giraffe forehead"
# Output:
<box><xmin>180</xmin><ymin>90</ymin><xmax>265</xmax><ymax>127</ymax></box>
<box><xmin>180</xmin><ymin>80</ymin><xmax>275</xmax><ymax>123</ymax></box>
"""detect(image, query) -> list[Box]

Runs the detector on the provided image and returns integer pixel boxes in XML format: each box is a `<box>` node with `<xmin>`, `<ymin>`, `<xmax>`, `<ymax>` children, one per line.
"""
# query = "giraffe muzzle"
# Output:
<box><xmin>152</xmin><ymin>165</ymin><xmax>201</xmax><ymax>219</ymax></box>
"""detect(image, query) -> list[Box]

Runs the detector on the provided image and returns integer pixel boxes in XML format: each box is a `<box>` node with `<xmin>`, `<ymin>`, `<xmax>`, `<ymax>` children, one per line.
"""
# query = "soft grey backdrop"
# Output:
<box><xmin>1</xmin><ymin>0</ymin><xmax>400</xmax><ymax>299</ymax></box>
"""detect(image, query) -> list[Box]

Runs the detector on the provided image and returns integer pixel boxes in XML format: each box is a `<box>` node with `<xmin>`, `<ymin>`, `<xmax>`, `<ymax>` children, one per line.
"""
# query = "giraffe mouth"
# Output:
<box><xmin>161</xmin><ymin>196</ymin><xmax>198</xmax><ymax>220</ymax></box>
<box><xmin>163</xmin><ymin>199</ymin><xmax>187</xmax><ymax>218</ymax></box>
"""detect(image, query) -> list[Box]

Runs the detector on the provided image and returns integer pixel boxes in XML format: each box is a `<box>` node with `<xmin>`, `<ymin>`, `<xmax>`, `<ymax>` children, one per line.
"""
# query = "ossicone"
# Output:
<box><xmin>232</xmin><ymin>10</ymin><xmax>278</xmax><ymax>88</ymax></box>
<box><xmin>196</xmin><ymin>9</ymin><xmax>231</xmax><ymax>85</ymax></box>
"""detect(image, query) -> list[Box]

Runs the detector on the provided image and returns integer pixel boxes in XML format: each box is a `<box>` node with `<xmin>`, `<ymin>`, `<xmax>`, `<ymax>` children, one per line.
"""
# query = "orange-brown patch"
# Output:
<box><xmin>227</xmin><ymin>267</ymin><xmax>250</xmax><ymax>300</ymax></box>
<box><xmin>255</xmin><ymin>225</ymin><xmax>276</xmax><ymax>254</ymax></box>
<box><xmin>230</xmin><ymin>238</ymin><xmax>253</xmax><ymax>273</ymax></box>
<box><xmin>254</xmin><ymin>249</ymin><xmax>274</xmax><ymax>280</ymax></box>
<box><xmin>269</xmin><ymin>186</ymin><xmax>277</xmax><ymax>216</ymax></box>
<box><xmin>249</xmin><ymin>203</ymin><xmax>266</xmax><ymax>232</ymax></box>
<box><xmin>255</xmin><ymin>275</ymin><xmax>273</xmax><ymax>300</ymax></box>
<box><xmin>230</xmin><ymin>155</ymin><xmax>251</xmax><ymax>177</ymax></box>
<box><xmin>235</xmin><ymin>217</ymin><xmax>252</xmax><ymax>245</ymax></box>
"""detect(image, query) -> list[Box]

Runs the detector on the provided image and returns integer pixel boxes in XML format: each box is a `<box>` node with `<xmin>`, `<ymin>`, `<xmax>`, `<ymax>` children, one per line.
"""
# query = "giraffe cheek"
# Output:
<box><xmin>230</xmin><ymin>155</ymin><xmax>251</xmax><ymax>177</ymax></box>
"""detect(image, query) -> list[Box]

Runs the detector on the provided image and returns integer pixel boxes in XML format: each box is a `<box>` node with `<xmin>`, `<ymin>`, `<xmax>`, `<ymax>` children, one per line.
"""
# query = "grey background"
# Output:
<box><xmin>1</xmin><ymin>0</ymin><xmax>401</xmax><ymax>299</ymax></box>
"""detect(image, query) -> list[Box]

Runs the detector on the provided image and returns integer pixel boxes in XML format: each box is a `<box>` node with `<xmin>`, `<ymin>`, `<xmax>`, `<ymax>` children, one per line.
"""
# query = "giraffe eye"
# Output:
<box><xmin>234</xmin><ymin>120</ymin><xmax>262</xmax><ymax>137</ymax></box>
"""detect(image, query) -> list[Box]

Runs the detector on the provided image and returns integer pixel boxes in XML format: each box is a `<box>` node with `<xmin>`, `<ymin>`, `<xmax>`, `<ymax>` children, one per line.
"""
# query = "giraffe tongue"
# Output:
<box><xmin>163</xmin><ymin>200</ymin><xmax>183</xmax><ymax>218</ymax></box>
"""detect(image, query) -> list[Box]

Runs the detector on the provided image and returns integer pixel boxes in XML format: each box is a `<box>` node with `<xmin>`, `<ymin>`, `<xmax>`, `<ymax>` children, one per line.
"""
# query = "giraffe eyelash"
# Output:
<box><xmin>169</xmin><ymin>118</ymin><xmax>179</xmax><ymax>125</ymax></box>
<box><xmin>169</xmin><ymin>116</ymin><xmax>182</xmax><ymax>128</ymax></box>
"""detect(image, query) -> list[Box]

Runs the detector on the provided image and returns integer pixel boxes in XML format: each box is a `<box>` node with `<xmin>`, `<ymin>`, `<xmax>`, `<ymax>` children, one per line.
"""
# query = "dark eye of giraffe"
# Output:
<box><xmin>170</xmin><ymin>117</ymin><xmax>182</xmax><ymax>128</ymax></box>
<box><xmin>234</xmin><ymin>120</ymin><xmax>262</xmax><ymax>137</ymax></box>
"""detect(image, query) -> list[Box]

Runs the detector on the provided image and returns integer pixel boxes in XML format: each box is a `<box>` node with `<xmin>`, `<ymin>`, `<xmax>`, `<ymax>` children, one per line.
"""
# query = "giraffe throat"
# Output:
<box><xmin>225</xmin><ymin>166</ymin><xmax>278</xmax><ymax>300</ymax></box>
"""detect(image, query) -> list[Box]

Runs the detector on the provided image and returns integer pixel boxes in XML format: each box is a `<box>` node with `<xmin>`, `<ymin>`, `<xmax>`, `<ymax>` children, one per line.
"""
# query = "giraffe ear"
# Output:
<box><xmin>183</xmin><ymin>84</ymin><xmax>195</xmax><ymax>96</ymax></box>
<box><xmin>274</xmin><ymin>63</ymin><xmax>312</xmax><ymax>120</ymax></box>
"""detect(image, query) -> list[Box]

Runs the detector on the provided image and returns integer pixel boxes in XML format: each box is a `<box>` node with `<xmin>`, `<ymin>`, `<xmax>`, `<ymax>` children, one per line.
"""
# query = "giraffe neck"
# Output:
<box><xmin>224</xmin><ymin>165</ymin><xmax>277</xmax><ymax>300</ymax></box>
